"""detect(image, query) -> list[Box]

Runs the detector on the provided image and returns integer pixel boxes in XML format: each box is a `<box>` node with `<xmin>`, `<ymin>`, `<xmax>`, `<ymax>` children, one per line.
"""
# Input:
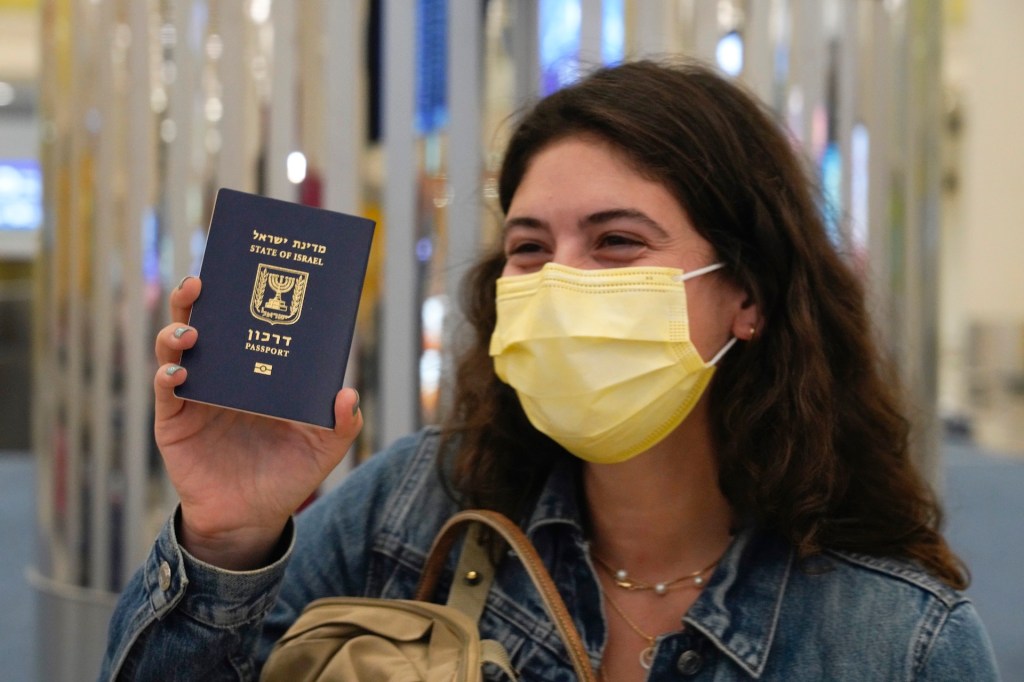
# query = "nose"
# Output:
<box><xmin>549</xmin><ymin>243</ymin><xmax>597</xmax><ymax>270</ymax></box>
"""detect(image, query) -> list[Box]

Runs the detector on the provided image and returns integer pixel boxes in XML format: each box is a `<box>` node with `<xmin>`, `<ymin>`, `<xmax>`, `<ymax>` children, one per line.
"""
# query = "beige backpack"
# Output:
<box><xmin>260</xmin><ymin>509</ymin><xmax>596</xmax><ymax>681</ymax></box>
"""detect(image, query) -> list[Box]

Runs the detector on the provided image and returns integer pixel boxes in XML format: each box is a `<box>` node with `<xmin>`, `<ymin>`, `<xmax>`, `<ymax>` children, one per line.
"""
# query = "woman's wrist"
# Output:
<box><xmin>177</xmin><ymin>510</ymin><xmax>290</xmax><ymax>571</ymax></box>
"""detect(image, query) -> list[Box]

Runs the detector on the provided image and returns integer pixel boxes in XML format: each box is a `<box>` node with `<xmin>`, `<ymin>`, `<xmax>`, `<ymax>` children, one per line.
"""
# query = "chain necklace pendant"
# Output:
<box><xmin>640</xmin><ymin>645</ymin><xmax>655</xmax><ymax>670</ymax></box>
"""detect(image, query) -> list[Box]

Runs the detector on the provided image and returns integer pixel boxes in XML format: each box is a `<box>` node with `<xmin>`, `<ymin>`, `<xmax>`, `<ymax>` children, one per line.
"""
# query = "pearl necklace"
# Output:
<box><xmin>591</xmin><ymin>552</ymin><xmax>720</xmax><ymax>596</ymax></box>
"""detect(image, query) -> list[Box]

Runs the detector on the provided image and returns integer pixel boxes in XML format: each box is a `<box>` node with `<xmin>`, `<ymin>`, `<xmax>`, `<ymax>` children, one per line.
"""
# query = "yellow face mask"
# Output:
<box><xmin>489</xmin><ymin>262</ymin><xmax>736</xmax><ymax>464</ymax></box>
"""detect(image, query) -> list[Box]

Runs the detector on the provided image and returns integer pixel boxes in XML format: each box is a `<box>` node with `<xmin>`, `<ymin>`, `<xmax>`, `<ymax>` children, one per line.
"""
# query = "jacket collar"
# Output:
<box><xmin>524</xmin><ymin>456</ymin><xmax>586</xmax><ymax>539</ymax></box>
<box><xmin>684</xmin><ymin>527</ymin><xmax>792</xmax><ymax>678</ymax></box>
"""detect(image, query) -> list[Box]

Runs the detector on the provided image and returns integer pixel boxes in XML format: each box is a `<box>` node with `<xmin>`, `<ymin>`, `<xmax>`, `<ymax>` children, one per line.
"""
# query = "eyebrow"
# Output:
<box><xmin>501</xmin><ymin>216</ymin><xmax>546</xmax><ymax>235</ymax></box>
<box><xmin>584</xmin><ymin>208</ymin><xmax>670</xmax><ymax>237</ymax></box>
<box><xmin>502</xmin><ymin>208</ymin><xmax>670</xmax><ymax>238</ymax></box>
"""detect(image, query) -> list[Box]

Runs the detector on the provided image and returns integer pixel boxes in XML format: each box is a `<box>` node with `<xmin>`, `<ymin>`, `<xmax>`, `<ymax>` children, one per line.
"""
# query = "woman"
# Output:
<box><xmin>100</xmin><ymin>60</ymin><xmax>999</xmax><ymax>681</ymax></box>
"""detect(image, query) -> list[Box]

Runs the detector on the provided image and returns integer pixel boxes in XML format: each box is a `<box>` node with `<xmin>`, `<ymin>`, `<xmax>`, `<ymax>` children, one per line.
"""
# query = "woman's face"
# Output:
<box><xmin>502</xmin><ymin>135</ymin><xmax>752</xmax><ymax>361</ymax></box>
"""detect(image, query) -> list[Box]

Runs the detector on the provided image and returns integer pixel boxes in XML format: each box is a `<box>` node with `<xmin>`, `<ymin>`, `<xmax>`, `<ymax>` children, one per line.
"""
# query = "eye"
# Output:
<box><xmin>506</xmin><ymin>240</ymin><xmax>544</xmax><ymax>255</ymax></box>
<box><xmin>503</xmin><ymin>236</ymin><xmax>552</xmax><ymax>271</ymax></box>
<box><xmin>596</xmin><ymin>232</ymin><xmax>645</xmax><ymax>249</ymax></box>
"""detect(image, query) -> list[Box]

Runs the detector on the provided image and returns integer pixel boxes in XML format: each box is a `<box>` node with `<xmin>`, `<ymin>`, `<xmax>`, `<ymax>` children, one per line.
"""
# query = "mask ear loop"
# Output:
<box><xmin>674</xmin><ymin>262</ymin><xmax>735</xmax><ymax>365</ymax></box>
<box><xmin>707</xmin><ymin>336</ymin><xmax>737</xmax><ymax>366</ymax></box>
<box><xmin>677</xmin><ymin>262</ymin><xmax>726</xmax><ymax>281</ymax></box>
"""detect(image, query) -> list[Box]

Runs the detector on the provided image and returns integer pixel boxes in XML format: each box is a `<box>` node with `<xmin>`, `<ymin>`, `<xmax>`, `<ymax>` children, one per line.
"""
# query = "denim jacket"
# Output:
<box><xmin>100</xmin><ymin>427</ymin><xmax>1000</xmax><ymax>681</ymax></box>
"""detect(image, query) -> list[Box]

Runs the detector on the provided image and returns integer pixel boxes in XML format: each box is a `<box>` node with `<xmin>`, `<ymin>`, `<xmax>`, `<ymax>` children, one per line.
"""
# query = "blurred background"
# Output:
<box><xmin>0</xmin><ymin>0</ymin><xmax>1021</xmax><ymax>680</ymax></box>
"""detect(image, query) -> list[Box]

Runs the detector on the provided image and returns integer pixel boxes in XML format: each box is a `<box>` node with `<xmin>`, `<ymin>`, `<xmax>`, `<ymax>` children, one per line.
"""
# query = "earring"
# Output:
<box><xmin>749</xmin><ymin>326</ymin><xmax>757</xmax><ymax>340</ymax></box>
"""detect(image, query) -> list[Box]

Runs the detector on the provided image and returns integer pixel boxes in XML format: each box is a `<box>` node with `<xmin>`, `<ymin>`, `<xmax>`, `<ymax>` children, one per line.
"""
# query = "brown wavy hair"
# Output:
<box><xmin>440</xmin><ymin>59</ymin><xmax>967</xmax><ymax>589</ymax></box>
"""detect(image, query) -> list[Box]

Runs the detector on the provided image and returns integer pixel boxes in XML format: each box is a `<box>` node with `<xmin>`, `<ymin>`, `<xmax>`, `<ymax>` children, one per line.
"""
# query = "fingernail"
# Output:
<box><xmin>177</xmin><ymin>275</ymin><xmax>194</xmax><ymax>290</ymax></box>
<box><xmin>351</xmin><ymin>389</ymin><xmax>360</xmax><ymax>417</ymax></box>
<box><xmin>173</xmin><ymin>326</ymin><xmax>191</xmax><ymax>339</ymax></box>
<box><xmin>166</xmin><ymin>364</ymin><xmax>184</xmax><ymax>376</ymax></box>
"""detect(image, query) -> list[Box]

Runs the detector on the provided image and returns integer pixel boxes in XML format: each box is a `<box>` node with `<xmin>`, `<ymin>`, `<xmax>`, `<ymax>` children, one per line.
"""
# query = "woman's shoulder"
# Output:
<box><xmin>343</xmin><ymin>425</ymin><xmax>444</xmax><ymax>483</ymax></box>
<box><xmin>728</xmin><ymin>529</ymin><xmax>966</xmax><ymax>610</ymax></box>
<box><xmin>782</xmin><ymin>547</ymin><xmax>975</xmax><ymax>633</ymax></box>
<box><xmin>779</xmin><ymin>549</ymin><xmax>997</xmax><ymax>677</ymax></box>
<box><xmin>816</xmin><ymin>548</ymin><xmax>965</xmax><ymax>607</ymax></box>
<box><xmin>301</xmin><ymin>425</ymin><xmax>452</xmax><ymax>527</ymax></box>
<box><xmin>713</xmin><ymin>534</ymin><xmax>999</xmax><ymax>678</ymax></box>
<box><xmin>296</xmin><ymin>426</ymin><xmax>467</xmax><ymax>564</ymax></box>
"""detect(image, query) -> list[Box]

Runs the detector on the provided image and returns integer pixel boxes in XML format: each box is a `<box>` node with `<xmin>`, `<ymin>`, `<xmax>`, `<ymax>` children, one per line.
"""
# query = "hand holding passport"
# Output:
<box><xmin>175</xmin><ymin>188</ymin><xmax>375</xmax><ymax>428</ymax></box>
<box><xmin>153</xmin><ymin>188</ymin><xmax>374</xmax><ymax>569</ymax></box>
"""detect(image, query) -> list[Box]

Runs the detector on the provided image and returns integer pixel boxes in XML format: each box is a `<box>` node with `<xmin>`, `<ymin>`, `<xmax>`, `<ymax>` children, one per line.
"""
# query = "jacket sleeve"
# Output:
<box><xmin>97</xmin><ymin>430</ymin><xmax>436</xmax><ymax>682</ymax></box>
<box><xmin>917</xmin><ymin>599</ymin><xmax>1002</xmax><ymax>681</ymax></box>
<box><xmin>97</xmin><ymin>507</ymin><xmax>295</xmax><ymax>682</ymax></box>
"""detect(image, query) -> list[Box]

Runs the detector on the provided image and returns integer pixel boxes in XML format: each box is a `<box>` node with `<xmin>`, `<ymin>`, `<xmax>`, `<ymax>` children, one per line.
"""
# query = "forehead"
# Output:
<box><xmin>508</xmin><ymin>136</ymin><xmax>682</xmax><ymax>215</ymax></box>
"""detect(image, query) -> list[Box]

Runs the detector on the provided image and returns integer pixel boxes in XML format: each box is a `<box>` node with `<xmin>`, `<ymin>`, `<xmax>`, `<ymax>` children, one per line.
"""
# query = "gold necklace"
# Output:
<box><xmin>602</xmin><ymin>591</ymin><xmax>659</xmax><ymax>670</ymax></box>
<box><xmin>591</xmin><ymin>552</ymin><xmax>721</xmax><ymax>595</ymax></box>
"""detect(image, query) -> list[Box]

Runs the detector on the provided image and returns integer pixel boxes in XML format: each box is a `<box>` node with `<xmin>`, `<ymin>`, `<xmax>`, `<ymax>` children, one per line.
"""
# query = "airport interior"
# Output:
<box><xmin>0</xmin><ymin>0</ymin><xmax>1022</xmax><ymax>680</ymax></box>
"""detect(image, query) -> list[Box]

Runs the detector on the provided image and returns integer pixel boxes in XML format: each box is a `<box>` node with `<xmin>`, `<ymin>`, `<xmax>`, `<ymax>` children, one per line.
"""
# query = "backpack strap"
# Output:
<box><xmin>444</xmin><ymin>520</ymin><xmax>495</xmax><ymax>621</ymax></box>
<box><xmin>417</xmin><ymin>509</ymin><xmax>597</xmax><ymax>682</ymax></box>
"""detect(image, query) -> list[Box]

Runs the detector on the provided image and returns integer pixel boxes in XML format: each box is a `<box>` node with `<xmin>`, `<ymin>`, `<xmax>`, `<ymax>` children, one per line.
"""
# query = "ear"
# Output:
<box><xmin>731</xmin><ymin>298</ymin><xmax>761</xmax><ymax>342</ymax></box>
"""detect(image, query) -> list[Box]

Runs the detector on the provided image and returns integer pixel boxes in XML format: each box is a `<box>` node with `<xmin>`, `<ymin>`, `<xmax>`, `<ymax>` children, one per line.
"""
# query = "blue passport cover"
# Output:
<box><xmin>175</xmin><ymin>188</ymin><xmax>375</xmax><ymax>428</ymax></box>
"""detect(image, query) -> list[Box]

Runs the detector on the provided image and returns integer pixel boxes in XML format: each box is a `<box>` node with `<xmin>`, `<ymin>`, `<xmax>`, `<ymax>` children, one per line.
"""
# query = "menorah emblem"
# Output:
<box><xmin>251</xmin><ymin>263</ymin><xmax>308</xmax><ymax>325</ymax></box>
<box><xmin>265</xmin><ymin>273</ymin><xmax>295</xmax><ymax>311</ymax></box>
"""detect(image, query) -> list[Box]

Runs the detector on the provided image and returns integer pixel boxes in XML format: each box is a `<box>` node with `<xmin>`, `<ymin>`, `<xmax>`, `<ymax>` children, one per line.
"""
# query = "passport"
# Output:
<box><xmin>175</xmin><ymin>188</ymin><xmax>375</xmax><ymax>428</ymax></box>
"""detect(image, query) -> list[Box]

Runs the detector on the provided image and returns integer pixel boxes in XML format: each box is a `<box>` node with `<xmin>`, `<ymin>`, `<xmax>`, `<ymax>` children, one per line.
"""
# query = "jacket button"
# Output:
<box><xmin>158</xmin><ymin>561</ymin><xmax>172</xmax><ymax>591</ymax></box>
<box><xmin>676</xmin><ymin>649</ymin><xmax>703</xmax><ymax>676</ymax></box>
